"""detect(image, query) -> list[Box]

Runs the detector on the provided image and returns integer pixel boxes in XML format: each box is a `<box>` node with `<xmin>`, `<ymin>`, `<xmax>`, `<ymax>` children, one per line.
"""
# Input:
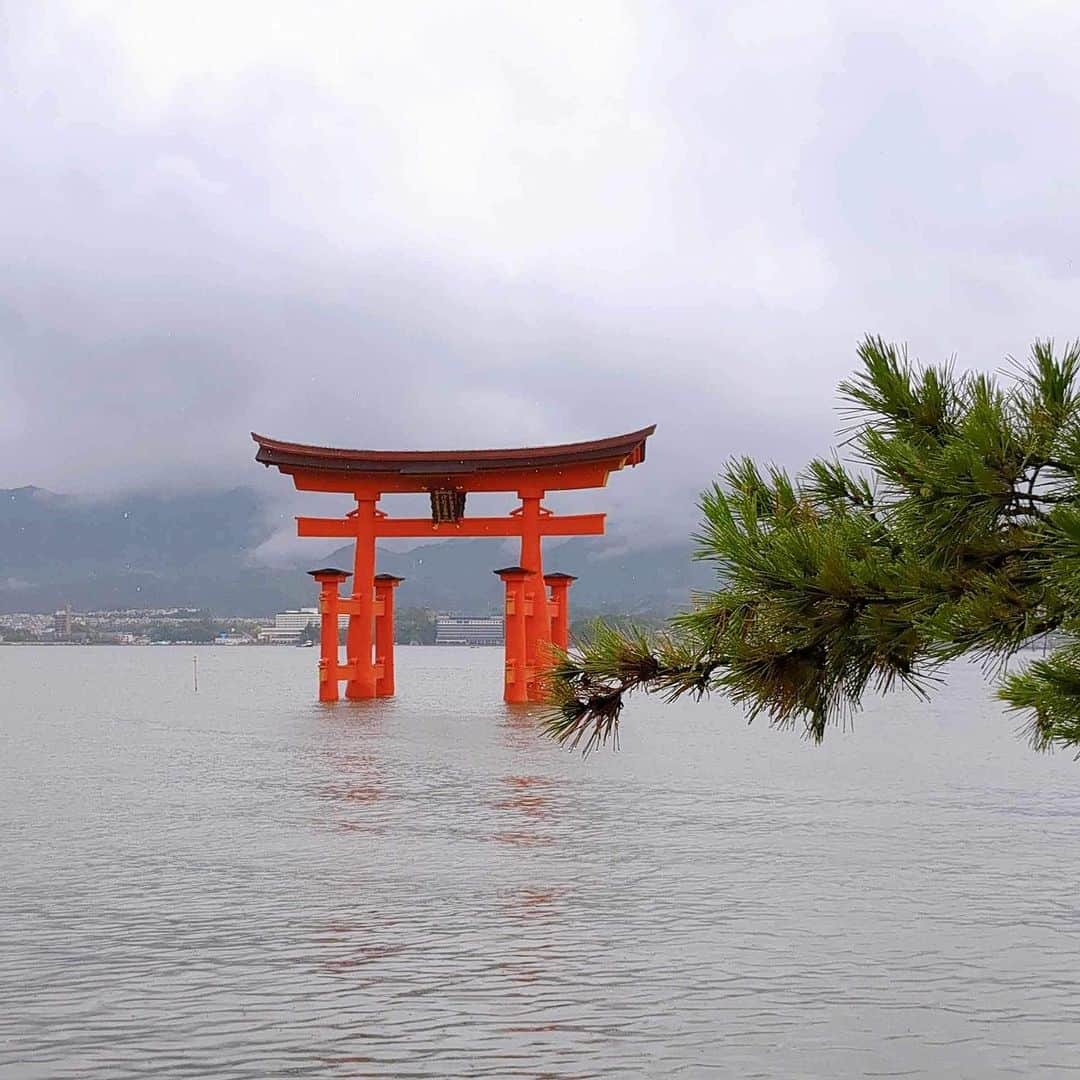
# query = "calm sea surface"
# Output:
<box><xmin>2</xmin><ymin>646</ymin><xmax>1079</xmax><ymax>1078</ymax></box>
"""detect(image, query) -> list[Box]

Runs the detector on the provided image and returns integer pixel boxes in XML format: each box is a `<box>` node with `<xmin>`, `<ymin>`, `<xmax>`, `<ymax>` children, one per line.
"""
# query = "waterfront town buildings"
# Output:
<box><xmin>2</xmin><ymin>606</ymin><xmax>505</xmax><ymax>646</ymax></box>
<box><xmin>260</xmin><ymin>608</ymin><xmax>504</xmax><ymax>645</ymax></box>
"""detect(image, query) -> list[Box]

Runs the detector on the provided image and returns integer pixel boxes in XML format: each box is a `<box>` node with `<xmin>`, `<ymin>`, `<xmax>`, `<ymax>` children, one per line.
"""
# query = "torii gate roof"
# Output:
<box><xmin>252</xmin><ymin>426</ymin><xmax>655</xmax><ymax>493</ymax></box>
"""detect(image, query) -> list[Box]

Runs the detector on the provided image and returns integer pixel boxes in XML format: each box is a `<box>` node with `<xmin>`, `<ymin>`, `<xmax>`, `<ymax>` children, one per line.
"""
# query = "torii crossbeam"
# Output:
<box><xmin>253</xmin><ymin>426</ymin><xmax>655</xmax><ymax>703</ymax></box>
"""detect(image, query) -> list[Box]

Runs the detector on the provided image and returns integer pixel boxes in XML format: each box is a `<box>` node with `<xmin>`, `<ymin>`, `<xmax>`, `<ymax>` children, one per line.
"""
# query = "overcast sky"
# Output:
<box><xmin>3</xmin><ymin>1</ymin><xmax>1080</xmax><ymax>546</ymax></box>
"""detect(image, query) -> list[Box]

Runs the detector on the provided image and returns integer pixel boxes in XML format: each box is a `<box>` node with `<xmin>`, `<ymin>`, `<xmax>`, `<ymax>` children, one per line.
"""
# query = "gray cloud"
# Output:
<box><xmin>2</xmin><ymin>1</ymin><xmax>1079</xmax><ymax>551</ymax></box>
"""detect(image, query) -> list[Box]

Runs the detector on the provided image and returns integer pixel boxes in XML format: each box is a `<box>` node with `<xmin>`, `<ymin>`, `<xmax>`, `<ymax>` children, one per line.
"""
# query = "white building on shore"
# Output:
<box><xmin>259</xmin><ymin>607</ymin><xmax>348</xmax><ymax>644</ymax></box>
<box><xmin>434</xmin><ymin>614</ymin><xmax>503</xmax><ymax>646</ymax></box>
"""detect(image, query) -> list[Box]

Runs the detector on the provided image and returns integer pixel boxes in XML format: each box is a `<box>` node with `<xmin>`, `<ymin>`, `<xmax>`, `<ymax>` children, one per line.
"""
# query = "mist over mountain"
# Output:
<box><xmin>0</xmin><ymin>485</ymin><xmax>290</xmax><ymax>614</ymax></box>
<box><xmin>0</xmin><ymin>486</ymin><xmax>713</xmax><ymax>616</ymax></box>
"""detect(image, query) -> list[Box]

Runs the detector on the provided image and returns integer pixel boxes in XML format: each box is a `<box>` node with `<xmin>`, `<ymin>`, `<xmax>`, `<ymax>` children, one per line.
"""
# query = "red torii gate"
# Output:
<box><xmin>252</xmin><ymin>426</ymin><xmax>655</xmax><ymax>703</ymax></box>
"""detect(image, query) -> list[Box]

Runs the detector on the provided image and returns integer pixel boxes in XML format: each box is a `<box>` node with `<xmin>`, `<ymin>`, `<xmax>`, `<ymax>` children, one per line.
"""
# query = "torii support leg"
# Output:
<box><xmin>374</xmin><ymin>574</ymin><xmax>403</xmax><ymax>697</ymax></box>
<box><xmin>544</xmin><ymin>573</ymin><xmax>576</xmax><ymax>652</ymax></box>
<box><xmin>346</xmin><ymin>498</ymin><xmax>378</xmax><ymax>700</ymax></box>
<box><xmin>308</xmin><ymin>568</ymin><xmax>351</xmax><ymax>702</ymax></box>
<box><xmin>496</xmin><ymin>567</ymin><xmax>530</xmax><ymax>703</ymax></box>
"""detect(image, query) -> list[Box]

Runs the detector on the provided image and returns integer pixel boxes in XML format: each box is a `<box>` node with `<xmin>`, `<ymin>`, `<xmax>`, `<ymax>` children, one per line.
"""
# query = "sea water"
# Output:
<box><xmin>2</xmin><ymin>646</ymin><xmax>1079</xmax><ymax>1077</ymax></box>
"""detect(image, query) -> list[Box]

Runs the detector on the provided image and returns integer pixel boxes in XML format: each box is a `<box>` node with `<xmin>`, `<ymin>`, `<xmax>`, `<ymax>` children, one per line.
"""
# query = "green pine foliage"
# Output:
<box><xmin>546</xmin><ymin>335</ymin><xmax>1080</xmax><ymax>754</ymax></box>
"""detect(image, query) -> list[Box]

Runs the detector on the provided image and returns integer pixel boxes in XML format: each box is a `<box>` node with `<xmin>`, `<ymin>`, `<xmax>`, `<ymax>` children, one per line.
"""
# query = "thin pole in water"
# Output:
<box><xmin>193</xmin><ymin>655</ymin><xmax>199</xmax><ymax>693</ymax></box>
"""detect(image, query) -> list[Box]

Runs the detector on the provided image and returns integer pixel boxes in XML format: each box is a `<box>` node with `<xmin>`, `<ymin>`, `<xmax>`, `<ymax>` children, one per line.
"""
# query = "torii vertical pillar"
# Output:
<box><xmin>544</xmin><ymin>573</ymin><xmax>576</xmax><ymax>652</ymax></box>
<box><xmin>345</xmin><ymin>498</ymin><xmax>378</xmax><ymax>700</ymax></box>
<box><xmin>374</xmin><ymin>574</ymin><xmax>403</xmax><ymax>697</ymax></box>
<box><xmin>517</xmin><ymin>495</ymin><xmax>549</xmax><ymax>702</ymax></box>
<box><xmin>496</xmin><ymin>567</ymin><xmax>530</xmax><ymax>704</ymax></box>
<box><xmin>309</xmin><ymin>568</ymin><xmax>350</xmax><ymax>702</ymax></box>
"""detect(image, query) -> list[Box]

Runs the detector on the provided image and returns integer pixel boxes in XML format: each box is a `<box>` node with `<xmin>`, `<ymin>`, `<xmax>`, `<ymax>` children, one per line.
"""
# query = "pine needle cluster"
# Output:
<box><xmin>545</xmin><ymin>335</ymin><xmax>1080</xmax><ymax>754</ymax></box>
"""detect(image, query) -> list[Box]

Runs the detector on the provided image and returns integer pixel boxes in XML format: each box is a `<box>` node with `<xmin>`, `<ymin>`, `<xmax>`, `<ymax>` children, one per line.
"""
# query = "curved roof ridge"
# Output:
<box><xmin>251</xmin><ymin>425</ymin><xmax>655</xmax><ymax>462</ymax></box>
<box><xmin>251</xmin><ymin>426</ymin><xmax>655</xmax><ymax>477</ymax></box>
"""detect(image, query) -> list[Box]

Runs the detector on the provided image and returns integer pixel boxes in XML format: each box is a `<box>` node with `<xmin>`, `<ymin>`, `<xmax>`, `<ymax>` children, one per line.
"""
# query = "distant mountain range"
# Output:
<box><xmin>0</xmin><ymin>486</ymin><xmax>716</xmax><ymax>616</ymax></box>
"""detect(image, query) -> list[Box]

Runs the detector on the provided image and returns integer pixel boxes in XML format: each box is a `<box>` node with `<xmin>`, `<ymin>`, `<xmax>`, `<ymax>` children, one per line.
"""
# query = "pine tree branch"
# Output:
<box><xmin>542</xmin><ymin>335</ymin><xmax>1080</xmax><ymax>758</ymax></box>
